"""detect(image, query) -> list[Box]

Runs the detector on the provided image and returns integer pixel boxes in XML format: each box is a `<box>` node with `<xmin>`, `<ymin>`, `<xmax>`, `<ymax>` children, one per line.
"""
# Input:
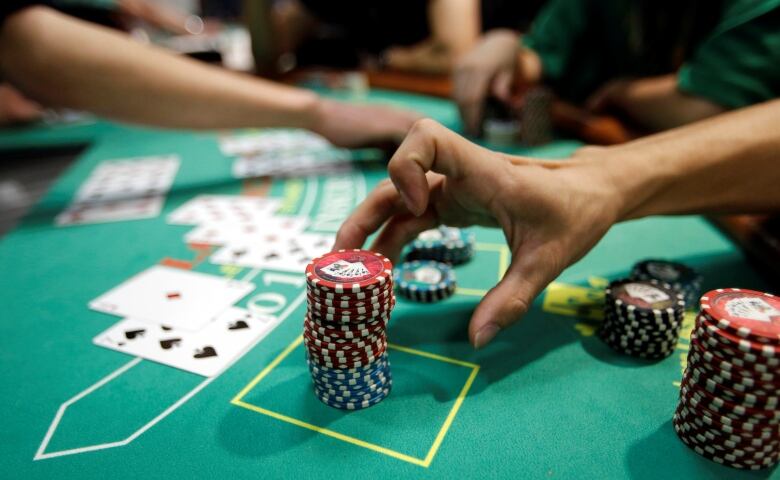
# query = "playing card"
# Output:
<box><xmin>56</xmin><ymin>155</ymin><xmax>179</xmax><ymax>227</ymax></box>
<box><xmin>167</xmin><ymin>195</ymin><xmax>282</xmax><ymax>226</ymax></box>
<box><xmin>89</xmin><ymin>265</ymin><xmax>255</xmax><ymax>331</ymax></box>
<box><xmin>56</xmin><ymin>195</ymin><xmax>164</xmax><ymax>226</ymax></box>
<box><xmin>184</xmin><ymin>215</ymin><xmax>309</xmax><ymax>245</ymax></box>
<box><xmin>219</xmin><ymin>129</ymin><xmax>332</xmax><ymax>157</ymax></box>
<box><xmin>210</xmin><ymin>232</ymin><xmax>334</xmax><ymax>273</ymax></box>
<box><xmin>93</xmin><ymin>307</ymin><xmax>276</xmax><ymax>377</ymax></box>
<box><xmin>231</xmin><ymin>149</ymin><xmax>352</xmax><ymax>179</ymax></box>
<box><xmin>75</xmin><ymin>155</ymin><xmax>179</xmax><ymax>204</ymax></box>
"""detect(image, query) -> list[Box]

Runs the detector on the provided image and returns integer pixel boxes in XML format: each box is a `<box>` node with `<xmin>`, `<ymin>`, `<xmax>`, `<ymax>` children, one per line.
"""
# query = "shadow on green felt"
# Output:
<box><xmin>626</xmin><ymin>420</ymin><xmax>774</xmax><ymax>480</ymax></box>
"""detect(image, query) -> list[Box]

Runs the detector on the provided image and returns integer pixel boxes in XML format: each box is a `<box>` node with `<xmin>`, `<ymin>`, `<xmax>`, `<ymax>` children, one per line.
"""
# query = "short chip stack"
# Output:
<box><xmin>598</xmin><ymin>278</ymin><xmax>685</xmax><ymax>359</ymax></box>
<box><xmin>675</xmin><ymin>288</ymin><xmax>780</xmax><ymax>470</ymax></box>
<box><xmin>395</xmin><ymin>260</ymin><xmax>456</xmax><ymax>303</ymax></box>
<box><xmin>631</xmin><ymin>259</ymin><xmax>703</xmax><ymax>309</ymax></box>
<box><xmin>303</xmin><ymin>249</ymin><xmax>394</xmax><ymax>410</ymax></box>
<box><xmin>405</xmin><ymin>226</ymin><xmax>475</xmax><ymax>265</ymax></box>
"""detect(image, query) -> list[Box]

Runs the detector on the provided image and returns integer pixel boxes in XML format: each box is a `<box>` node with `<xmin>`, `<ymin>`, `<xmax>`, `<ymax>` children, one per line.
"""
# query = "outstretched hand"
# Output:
<box><xmin>335</xmin><ymin>119</ymin><xmax>620</xmax><ymax>348</ymax></box>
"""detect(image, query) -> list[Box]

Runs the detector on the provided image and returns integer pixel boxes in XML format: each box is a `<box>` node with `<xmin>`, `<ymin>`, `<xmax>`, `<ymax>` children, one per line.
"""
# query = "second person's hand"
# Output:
<box><xmin>335</xmin><ymin>119</ymin><xmax>621</xmax><ymax>348</ymax></box>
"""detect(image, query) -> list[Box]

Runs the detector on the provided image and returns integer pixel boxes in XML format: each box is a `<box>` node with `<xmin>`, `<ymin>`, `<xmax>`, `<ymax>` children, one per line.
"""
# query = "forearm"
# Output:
<box><xmin>610</xmin><ymin>74</ymin><xmax>724</xmax><ymax>132</ymax></box>
<box><xmin>428</xmin><ymin>0</ymin><xmax>479</xmax><ymax>59</ymax></box>
<box><xmin>592</xmin><ymin>99</ymin><xmax>780</xmax><ymax>219</ymax></box>
<box><xmin>0</xmin><ymin>7</ymin><xmax>319</xmax><ymax>130</ymax></box>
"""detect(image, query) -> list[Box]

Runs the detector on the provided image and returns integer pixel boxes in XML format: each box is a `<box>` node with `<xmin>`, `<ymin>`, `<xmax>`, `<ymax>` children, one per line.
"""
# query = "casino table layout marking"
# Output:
<box><xmin>232</xmin><ymin>337</ymin><xmax>480</xmax><ymax>468</ymax></box>
<box><xmin>454</xmin><ymin>242</ymin><xmax>510</xmax><ymax>297</ymax></box>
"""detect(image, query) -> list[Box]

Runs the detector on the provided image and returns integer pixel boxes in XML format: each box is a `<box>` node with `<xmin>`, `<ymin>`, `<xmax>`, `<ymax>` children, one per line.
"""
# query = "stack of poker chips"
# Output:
<box><xmin>303</xmin><ymin>249</ymin><xmax>394</xmax><ymax>410</ymax></box>
<box><xmin>395</xmin><ymin>260</ymin><xmax>457</xmax><ymax>303</ymax></box>
<box><xmin>598</xmin><ymin>278</ymin><xmax>685</xmax><ymax>359</ymax></box>
<box><xmin>519</xmin><ymin>87</ymin><xmax>553</xmax><ymax>146</ymax></box>
<box><xmin>675</xmin><ymin>288</ymin><xmax>780</xmax><ymax>470</ymax></box>
<box><xmin>631</xmin><ymin>259</ymin><xmax>703</xmax><ymax>309</ymax></box>
<box><xmin>405</xmin><ymin>226</ymin><xmax>475</xmax><ymax>265</ymax></box>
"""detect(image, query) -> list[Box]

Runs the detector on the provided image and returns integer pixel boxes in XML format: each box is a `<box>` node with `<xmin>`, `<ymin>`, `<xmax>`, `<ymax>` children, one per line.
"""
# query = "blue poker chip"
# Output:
<box><xmin>406</xmin><ymin>226</ymin><xmax>475</xmax><ymax>265</ymax></box>
<box><xmin>305</xmin><ymin>351</ymin><xmax>388</xmax><ymax>374</ymax></box>
<box><xmin>394</xmin><ymin>260</ymin><xmax>456</xmax><ymax>303</ymax></box>
<box><xmin>313</xmin><ymin>373</ymin><xmax>391</xmax><ymax>398</ymax></box>
<box><xmin>306</xmin><ymin>354</ymin><xmax>389</xmax><ymax>380</ymax></box>
<box><xmin>315</xmin><ymin>382</ymin><xmax>392</xmax><ymax>410</ymax></box>
<box><xmin>312</xmin><ymin>364</ymin><xmax>390</xmax><ymax>387</ymax></box>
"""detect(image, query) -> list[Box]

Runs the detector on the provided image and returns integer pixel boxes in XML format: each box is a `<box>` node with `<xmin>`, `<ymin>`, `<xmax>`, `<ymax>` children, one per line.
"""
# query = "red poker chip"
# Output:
<box><xmin>307</xmin><ymin>295</ymin><xmax>395</xmax><ymax>315</ymax></box>
<box><xmin>693</xmin><ymin>325</ymin><xmax>780</xmax><ymax>368</ymax></box>
<box><xmin>305</xmin><ymin>324</ymin><xmax>384</xmax><ymax>345</ymax></box>
<box><xmin>685</xmin><ymin>360</ymin><xmax>779</xmax><ymax>398</ymax></box>
<box><xmin>673</xmin><ymin>415</ymin><xmax>780</xmax><ymax>459</ymax></box>
<box><xmin>308</xmin><ymin>307</ymin><xmax>394</xmax><ymax>325</ymax></box>
<box><xmin>303</xmin><ymin>332</ymin><xmax>385</xmax><ymax>357</ymax></box>
<box><xmin>677</xmin><ymin>403</ymin><xmax>780</xmax><ymax>440</ymax></box>
<box><xmin>674</xmin><ymin>409</ymin><xmax>780</xmax><ymax>449</ymax></box>
<box><xmin>682</xmin><ymin>368</ymin><xmax>780</xmax><ymax>417</ymax></box>
<box><xmin>693</xmin><ymin>321</ymin><xmax>780</xmax><ymax>363</ymax></box>
<box><xmin>685</xmin><ymin>367</ymin><xmax>780</xmax><ymax>408</ymax></box>
<box><xmin>680</xmin><ymin>389</ymin><xmax>779</xmax><ymax>433</ymax></box>
<box><xmin>307</xmin><ymin>283</ymin><xmax>394</xmax><ymax>301</ymax></box>
<box><xmin>681</xmin><ymin>383</ymin><xmax>780</xmax><ymax>423</ymax></box>
<box><xmin>674</xmin><ymin>425</ymin><xmax>780</xmax><ymax>470</ymax></box>
<box><xmin>305</xmin><ymin>337</ymin><xmax>387</xmax><ymax>360</ymax></box>
<box><xmin>606</xmin><ymin>278</ymin><xmax>684</xmax><ymax>313</ymax></box>
<box><xmin>697</xmin><ymin>313</ymin><xmax>780</xmax><ymax>358</ymax></box>
<box><xmin>307</xmin><ymin>348</ymin><xmax>387</xmax><ymax>369</ymax></box>
<box><xmin>305</xmin><ymin>249</ymin><xmax>393</xmax><ymax>293</ymax></box>
<box><xmin>687</xmin><ymin>349</ymin><xmax>780</xmax><ymax>388</ymax></box>
<box><xmin>701</xmin><ymin>289</ymin><xmax>780</xmax><ymax>344</ymax></box>
<box><xmin>305</xmin><ymin>290</ymin><xmax>394</xmax><ymax>308</ymax></box>
<box><xmin>683</xmin><ymin>372</ymin><xmax>780</xmax><ymax>410</ymax></box>
<box><xmin>674</xmin><ymin>415</ymin><xmax>780</xmax><ymax>455</ymax></box>
<box><xmin>304</xmin><ymin>315</ymin><xmax>386</xmax><ymax>336</ymax></box>
<box><xmin>690</xmin><ymin>332</ymin><xmax>776</xmax><ymax>374</ymax></box>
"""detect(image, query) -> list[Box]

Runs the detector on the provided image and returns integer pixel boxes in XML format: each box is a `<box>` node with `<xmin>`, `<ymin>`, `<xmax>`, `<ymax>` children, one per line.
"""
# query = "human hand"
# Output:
<box><xmin>452</xmin><ymin>30</ymin><xmax>521</xmax><ymax>135</ymax></box>
<box><xmin>311</xmin><ymin>99</ymin><xmax>421</xmax><ymax>148</ymax></box>
<box><xmin>335</xmin><ymin>119</ymin><xmax>621</xmax><ymax>348</ymax></box>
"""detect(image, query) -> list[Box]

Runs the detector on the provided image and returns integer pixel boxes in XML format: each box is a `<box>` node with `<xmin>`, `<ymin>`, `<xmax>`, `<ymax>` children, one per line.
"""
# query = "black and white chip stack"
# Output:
<box><xmin>598</xmin><ymin>278</ymin><xmax>685</xmax><ymax>359</ymax></box>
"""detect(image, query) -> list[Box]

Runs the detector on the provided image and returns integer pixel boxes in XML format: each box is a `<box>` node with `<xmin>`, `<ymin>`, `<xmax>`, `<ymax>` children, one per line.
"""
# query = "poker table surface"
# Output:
<box><xmin>0</xmin><ymin>88</ymin><xmax>776</xmax><ymax>479</ymax></box>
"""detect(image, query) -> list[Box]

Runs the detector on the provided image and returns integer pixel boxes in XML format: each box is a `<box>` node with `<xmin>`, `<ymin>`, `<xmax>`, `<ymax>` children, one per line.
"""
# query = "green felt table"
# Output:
<box><xmin>0</xmin><ymin>89</ymin><xmax>776</xmax><ymax>479</ymax></box>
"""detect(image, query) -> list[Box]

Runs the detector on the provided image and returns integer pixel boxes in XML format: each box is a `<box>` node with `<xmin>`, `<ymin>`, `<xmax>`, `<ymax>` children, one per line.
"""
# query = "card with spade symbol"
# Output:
<box><xmin>183</xmin><ymin>214</ymin><xmax>309</xmax><ymax>246</ymax></box>
<box><xmin>89</xmin><ymin>265</ymin><xmax>255</xmax><ymax>331</ymax></box>
<box><xmin>209</xmin><ymin>232</ymin><xmax>334</xmax><ymax>273</ymax></box>
<box><xmin>93</xmin><ymin>307</ymin><xmax>275</xmax><ymax>377</ymax></box>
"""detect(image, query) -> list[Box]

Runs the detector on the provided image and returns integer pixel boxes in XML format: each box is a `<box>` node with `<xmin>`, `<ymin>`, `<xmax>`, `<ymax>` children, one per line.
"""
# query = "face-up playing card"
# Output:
<box><xmin>75</xmin><ymin>156</ymin><xmax>180</xmax><ymax>204</ymax></box>
<box><xmin>184</xmin><ymin>215</ymin><xmax>309</xmax><ymax>245</ymax></box>
<box><xmin>89</xmin><ymin>265</ymin><xmax>255</xmax><ymax>331</ymax></box>
<box><xmin>57</xmin><ymin>155</ymin><xmax>180</xmax><ymax>227</ymax></box>
<box><xmin>167</xmin><ymin>195</ymin><xmax>282</xmax><ymax>226</ymax></box>
<box><xmin>210</xmin><ymin>232</ymin><xmax>334</xmax><ymax>273</ymax></box>
<box><xmin>93</xmin><ymin>307</ymin><xmax>275</xmax><ymax>377</ymax></box>
<box><xmin>56</xmin><ymin>196</ymin><xmax>164</xmax><ymax>226</ymax></box>
<box><xmin>231</xmin><ymin>149</ymin><xmax>353</xmax><ymax>179</ymax></box>
<box><xmin>219</xmin><ymin>129</ymin><xmax>332</xmax><ymax>157</ymax></box>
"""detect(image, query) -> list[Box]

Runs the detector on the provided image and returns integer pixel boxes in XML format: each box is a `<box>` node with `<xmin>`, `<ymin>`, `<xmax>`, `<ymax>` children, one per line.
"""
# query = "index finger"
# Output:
<box><xmin>333</xmin><ymin>180</ymin><xmax>407</xmax><ymax>250</ymax></box>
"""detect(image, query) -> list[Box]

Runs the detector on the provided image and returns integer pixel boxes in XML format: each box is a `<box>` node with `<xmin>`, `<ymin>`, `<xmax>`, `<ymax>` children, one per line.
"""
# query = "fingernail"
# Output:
<box><xmin>474</xmin><ymin>323</ymin><xmax>500</xmax><ymax>349</ymax></box>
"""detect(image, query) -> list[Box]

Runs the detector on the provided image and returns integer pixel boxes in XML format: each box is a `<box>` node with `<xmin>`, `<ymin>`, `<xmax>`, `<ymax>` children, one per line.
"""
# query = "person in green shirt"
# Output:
<box><xmin>453</xmin><ymin>0</ymin><xmax>780</xmax><ymax>135</ymax></box>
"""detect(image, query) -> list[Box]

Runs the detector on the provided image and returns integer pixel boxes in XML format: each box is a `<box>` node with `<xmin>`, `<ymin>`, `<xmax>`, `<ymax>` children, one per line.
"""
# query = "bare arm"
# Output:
<box><xmin>0</xmin><ymin>7</ymin><xmax>420</xmax><ymax>146</ymax></box>
<box><xmin>336</xmin><ymin>99</ymin><xmax>780</xmax><ymax>347</ymax></box>
<box><xmin>587</xmin><ymin>74</ymin><xmax>725</xmax><ymax>132</ymax></box>
<box><xmin>0</xmin><ymin>6</ymin><xmax>318</xmax><ymax>130</ymax></box>
<box><xmin>384</xmin><ymin>0</ymin><xmax>480</xmax><ymax>74</ymax></box>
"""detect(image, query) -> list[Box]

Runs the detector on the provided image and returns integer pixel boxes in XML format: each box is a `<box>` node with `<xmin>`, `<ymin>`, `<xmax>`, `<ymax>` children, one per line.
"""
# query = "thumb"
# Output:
<box><xmin>468</xmin><ymin>251</ymin><xmax>554</xmax><ymax>349</ymax></box>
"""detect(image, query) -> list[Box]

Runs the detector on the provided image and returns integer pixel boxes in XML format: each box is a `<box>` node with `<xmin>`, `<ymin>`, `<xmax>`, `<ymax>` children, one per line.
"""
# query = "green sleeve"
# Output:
<box><xmin>521</xmin><ymin>0</ymin><xmax>593</xmax><ymax>83</ymax></box>
<box><xmin>678</xmin><ymin>3</ymin><xmax>780</xmax><ymax>108</ymax></box>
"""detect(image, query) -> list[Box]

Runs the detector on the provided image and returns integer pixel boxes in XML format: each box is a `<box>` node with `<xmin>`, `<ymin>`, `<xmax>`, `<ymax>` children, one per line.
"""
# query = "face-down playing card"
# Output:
<box><xmin>93</xmin><ymin>307</ymin><xmax>274</xmax><ymax>377</ymax></box>
<box><xmin>89</xmin><ymin>265</ymin><xmax>255</xmax><ymax>332</ymax></box>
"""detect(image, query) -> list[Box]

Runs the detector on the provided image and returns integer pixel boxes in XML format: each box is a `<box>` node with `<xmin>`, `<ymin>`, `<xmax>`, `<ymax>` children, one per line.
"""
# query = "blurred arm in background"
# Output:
<box><xmin>0</xmin><ymin>6</ymin><xmax>420</xmax><ymax>146</ymax></box>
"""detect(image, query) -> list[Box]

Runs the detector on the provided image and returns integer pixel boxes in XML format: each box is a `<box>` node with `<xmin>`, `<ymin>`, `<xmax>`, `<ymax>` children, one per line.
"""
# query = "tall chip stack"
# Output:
<box><xmin>675</xmin><ymin>288</ymin><xmax>780</xmax><ymax>470</ymax></box>
<box><xmin>598</xmin><ymin>278</ymin><xmax>685</xmax><ymax>359</ymax></box>
<box><xmin>303</xmin><ymin>249</ymin><xmax>394</xmax><ymax>410</ymax></box>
